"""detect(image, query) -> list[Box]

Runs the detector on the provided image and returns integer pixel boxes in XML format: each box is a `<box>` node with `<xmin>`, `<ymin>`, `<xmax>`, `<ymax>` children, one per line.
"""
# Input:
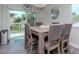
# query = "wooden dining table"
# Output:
<box><xmin>31</xmin><ymin>25</ymin><xmax>49</xmax><ymax>54</ymax></box>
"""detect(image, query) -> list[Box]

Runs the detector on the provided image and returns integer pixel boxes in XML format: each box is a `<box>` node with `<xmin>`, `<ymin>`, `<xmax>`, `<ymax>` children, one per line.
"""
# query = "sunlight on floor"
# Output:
<box><xmin>10</xmin><ymin>32</ymin><xmax>24</xmax><ymax>38</ymax></box>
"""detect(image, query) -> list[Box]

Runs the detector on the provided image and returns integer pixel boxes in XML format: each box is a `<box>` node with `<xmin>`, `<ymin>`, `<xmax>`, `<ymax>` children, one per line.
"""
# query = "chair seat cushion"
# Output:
<box><xmin>45</xmin><ymin>40</ymin><xmax>58</xmax><ymax>50</ymax></box>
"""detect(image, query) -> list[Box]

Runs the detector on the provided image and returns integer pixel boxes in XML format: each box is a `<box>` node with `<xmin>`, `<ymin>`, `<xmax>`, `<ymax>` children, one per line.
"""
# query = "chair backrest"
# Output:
<box><xmin>25</xmin><ymin>23</ymin><xmax>31</xmax><ymax>36</ymax></box>
<box><xmin>29</xmin><ymin>22</ymin><xmax>35</xmax><ymax>26</ymax></box>
<box><xmin>52</xmin><ymin>22</ymin><xmax>59</xmax><ymax>24</ymax></box>
<box><xmin>62</xmin><ymin>24</ymin><xmax>72</xmax><ymax>39</ymax></box>
<box><xmin>36</xmin><ymin>22</ymin><xmax>43</xmax><ymax>26</ymax></box>
<box><xmin>48</xmin><ymin>24</ymin><xmax>63</xmax><ymax>42</ymax></box>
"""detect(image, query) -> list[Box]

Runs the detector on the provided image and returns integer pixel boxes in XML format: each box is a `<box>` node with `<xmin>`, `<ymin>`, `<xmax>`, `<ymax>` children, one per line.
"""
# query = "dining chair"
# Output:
<box><xmin>25</xmin><ymin>23</ymin><xmax>38</xmax><ymax>54</ymax></box>
<box><xmin>25</xmin><ymin>23</ymin><xmax>32</xmax><ymax>53</ymax></box>
<box><xmin>52</xmin><ymin>22</ymin><xmax>59</xmax><ymax>24</ymax></box>
<box><xmin>44</xmin><ymin>24</ymin><xmax>63</xmax><ymax>54</ymax></box>
<box><xmin>60</xmin><ymin>24</ymin><xmax>72</xmax><ymax>54</ymax></box>
<box><xmin>36</xmin><ymin>22</ymin><xmax>43</xmax><ymax>26</ymax></box>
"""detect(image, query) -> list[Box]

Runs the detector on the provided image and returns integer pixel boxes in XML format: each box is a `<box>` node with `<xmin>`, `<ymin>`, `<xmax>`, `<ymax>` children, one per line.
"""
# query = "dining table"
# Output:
<box><xmin>31</xmin><ymin>25</ymin><xmax>49</xmax><ymax>54</ymax></box>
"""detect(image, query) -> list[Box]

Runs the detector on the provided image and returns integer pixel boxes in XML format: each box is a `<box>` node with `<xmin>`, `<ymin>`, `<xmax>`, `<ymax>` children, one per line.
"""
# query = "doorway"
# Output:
<box><xmin>9</xmin><ymin>10</ymin><xmax>26</xmax><ymax>43</ymax></box>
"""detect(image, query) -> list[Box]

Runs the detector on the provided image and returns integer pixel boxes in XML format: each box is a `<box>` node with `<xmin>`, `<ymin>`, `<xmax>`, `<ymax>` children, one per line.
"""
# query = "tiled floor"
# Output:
<box><xmin>0</xmin><ymin>36</ymin><xmax>79</xmax><ymax>54</ymax></box>
<box><xmin>69</xmin><ymin>46</ymin><xmax>79</xmax><ymax>54</ymax></box>
<box><xmin>0</xmin><ymin>36</ymin><xmax>26</xmax><ymax>54</ymax></box>
<box><xmin>10</xmin><ymin>32</ymin><xmax>24</xmax><ymax>38</ymax></box>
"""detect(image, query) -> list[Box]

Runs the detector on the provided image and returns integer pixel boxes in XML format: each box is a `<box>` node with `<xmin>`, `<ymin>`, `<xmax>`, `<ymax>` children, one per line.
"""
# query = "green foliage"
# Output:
<box><xmin>72</xmin><ymin>12</ymin><xmax>79</xmax><ymax>23</ymax></box>
<box><xmin>14</xmin><ymin>17</ymin><xmax>22</xmax><ymax>23</ymax></box>
<box><xmin>10</xmin><ymin>12</ymin><xmax>26</xmax><ymax>33</ymax></box>
<box><xmin>10</xmin><ymin>12</ymin><xmax>36</xmax><ymax>33</ymax></box>
<box><xmin>72</xmin><ymin>12</ymin><xmax>76</xmax><ymax>16</ymax></box>
<box><xmin>21</xmin><ymin>14</ymin><xmax>26</xmax><ymax>21</ymax></box>
<box><xmin>10</xmin><ymin>24</ymin><xmax>22</xmax><ymax>33</ymax></box>
<box><xmin>27</xmin><ymin>12</ymin><xmax>36</xmax><ymax>25</ymax></box>
<box><xmin>12</xmin><ymin>14</ymin><xmax>26</xmax><ymax>23</ymax></box>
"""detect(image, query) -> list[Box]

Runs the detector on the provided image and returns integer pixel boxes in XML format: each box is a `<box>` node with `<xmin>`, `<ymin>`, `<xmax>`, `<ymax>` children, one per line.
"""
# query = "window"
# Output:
<box><xmin>72</xmin><ymin>4</ymin><xmax>79</xmax><ymax>27</ymax></box>
<box><xmin>72</xmin><ymin>5</ymin><xmax>79</xmax><ymax>23</ymax></box>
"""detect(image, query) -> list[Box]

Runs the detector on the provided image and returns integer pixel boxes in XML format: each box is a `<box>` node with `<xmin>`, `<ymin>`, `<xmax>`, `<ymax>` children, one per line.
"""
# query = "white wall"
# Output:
<box><xmin>36</xmin><ymin>4</ymin><xmax>72</xmax><ymax>25</ymax></box>
<box><xmin>69</xmin><ymin>27</ymin><xmax>79</xmax><ymax>49</ymax></box>
<box><xmin>0</xmin><ymin>5</ymin><xmax>9</xmax><ymax>30</ymax></box>
<box><xmin>4</xmin><ymin>4</ymin><xmax>72</xmax><ymax>28</ymax></box>
<box><xmin>7</xmin><ymin>4</ymin><xmax>24</xmax><ymax>11</ymax></box>
<box><xmin>69</xmin><ymin>23</ymin><xmax>79</xmax><ymax>49</ymax></box>
<box><xmin>58</xmin><ymin>4</ymin><xmax>72</xmax><ymax>23</ymax></box>
<box><xmin>1</xmin><ymin>5</ymin><xmax>9</xmax><ymax>30</ymax></box>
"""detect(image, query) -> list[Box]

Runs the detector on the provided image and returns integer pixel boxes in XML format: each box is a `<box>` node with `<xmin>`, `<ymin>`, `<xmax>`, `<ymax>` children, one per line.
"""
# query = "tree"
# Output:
<box><xmin>21</xmin><ymin>14</ymin><xmax>26</xmax><ymax>21</ymax></box>
<box><xmin>72</xmin><ymin>12</ymin><xmax>76</xmax><ymax>16</ymax></box>
<box><xmin>14</xmin><ymin>17</ymin><xmax>21</xmax><ymax>23</ymax></box>
<box><xmin>27</xmin><ymin>12</ymin><xmax>36</xmax><ymax>26</ymax></box>
<box><xmin>72</xmin><ymin>12</ymin><xmax>79</xmax><ymax>23</ymax></box>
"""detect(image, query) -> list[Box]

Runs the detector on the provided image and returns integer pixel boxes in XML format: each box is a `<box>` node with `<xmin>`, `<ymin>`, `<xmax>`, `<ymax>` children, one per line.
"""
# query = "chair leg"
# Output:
<box><xmin>67</xmin><ymin>42</ymin><xmax>70</xmax><ymax>54</ymax></box>
<box><xmin>61</xmin><ymin>41</ymin><xmax>64</xmax><ymax>54</ymax></box>
<box><xmin>48</xmin><ymin>49</ymin><xmax>50</xmax><ymax>54</ymax></box>
<box><xmin>58</xmin><ymin>45</ymin><xmax>60</xmax><ymax>54</ymax></box>
<box><xmin>61</xmin><ymin>41</ymin><xmax>69</xmax><ymax>54</ymax></box>
<box><xmin>60</xmin><ymin>46</ymin><xmax>64</xmax><ymax>54</ymax></box>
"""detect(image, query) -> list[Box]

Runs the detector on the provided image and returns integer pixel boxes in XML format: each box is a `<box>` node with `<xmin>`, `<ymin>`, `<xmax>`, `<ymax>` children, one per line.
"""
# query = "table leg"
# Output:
<box><xmin>38</xmin><ymin>33</ymin><xmax>44</xmax><ymax>54</ymax></box>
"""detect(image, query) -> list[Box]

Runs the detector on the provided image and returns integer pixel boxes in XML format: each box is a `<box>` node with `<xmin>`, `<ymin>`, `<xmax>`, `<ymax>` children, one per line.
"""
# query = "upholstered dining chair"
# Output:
<box><xmin>60</xmin><ymin>24</ymin><xmax>72</xmax><ymax>54</ymax></box>
<box><xmin>25</xmin><ymin>23</ymin><xmax>38</xmax><ymax>54</ymax></box>
<box><xmin>44</xmin><ymin>24</ymin><xmax>63</xmax><ymax>54</ymax></box>
<box><xmin>36</xmin><ymin>22</ymin><xmax>43</xmax><ymax>26</ymax></box>
<box><xmin>52</xmin><ymin>22</ymin><xmax>59</xmax><ymax>24</ymax></box>
<box><xmin>25</xmin><ymin>23</ymin><xmax>32</xmax><ymax>53</ymax></box>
